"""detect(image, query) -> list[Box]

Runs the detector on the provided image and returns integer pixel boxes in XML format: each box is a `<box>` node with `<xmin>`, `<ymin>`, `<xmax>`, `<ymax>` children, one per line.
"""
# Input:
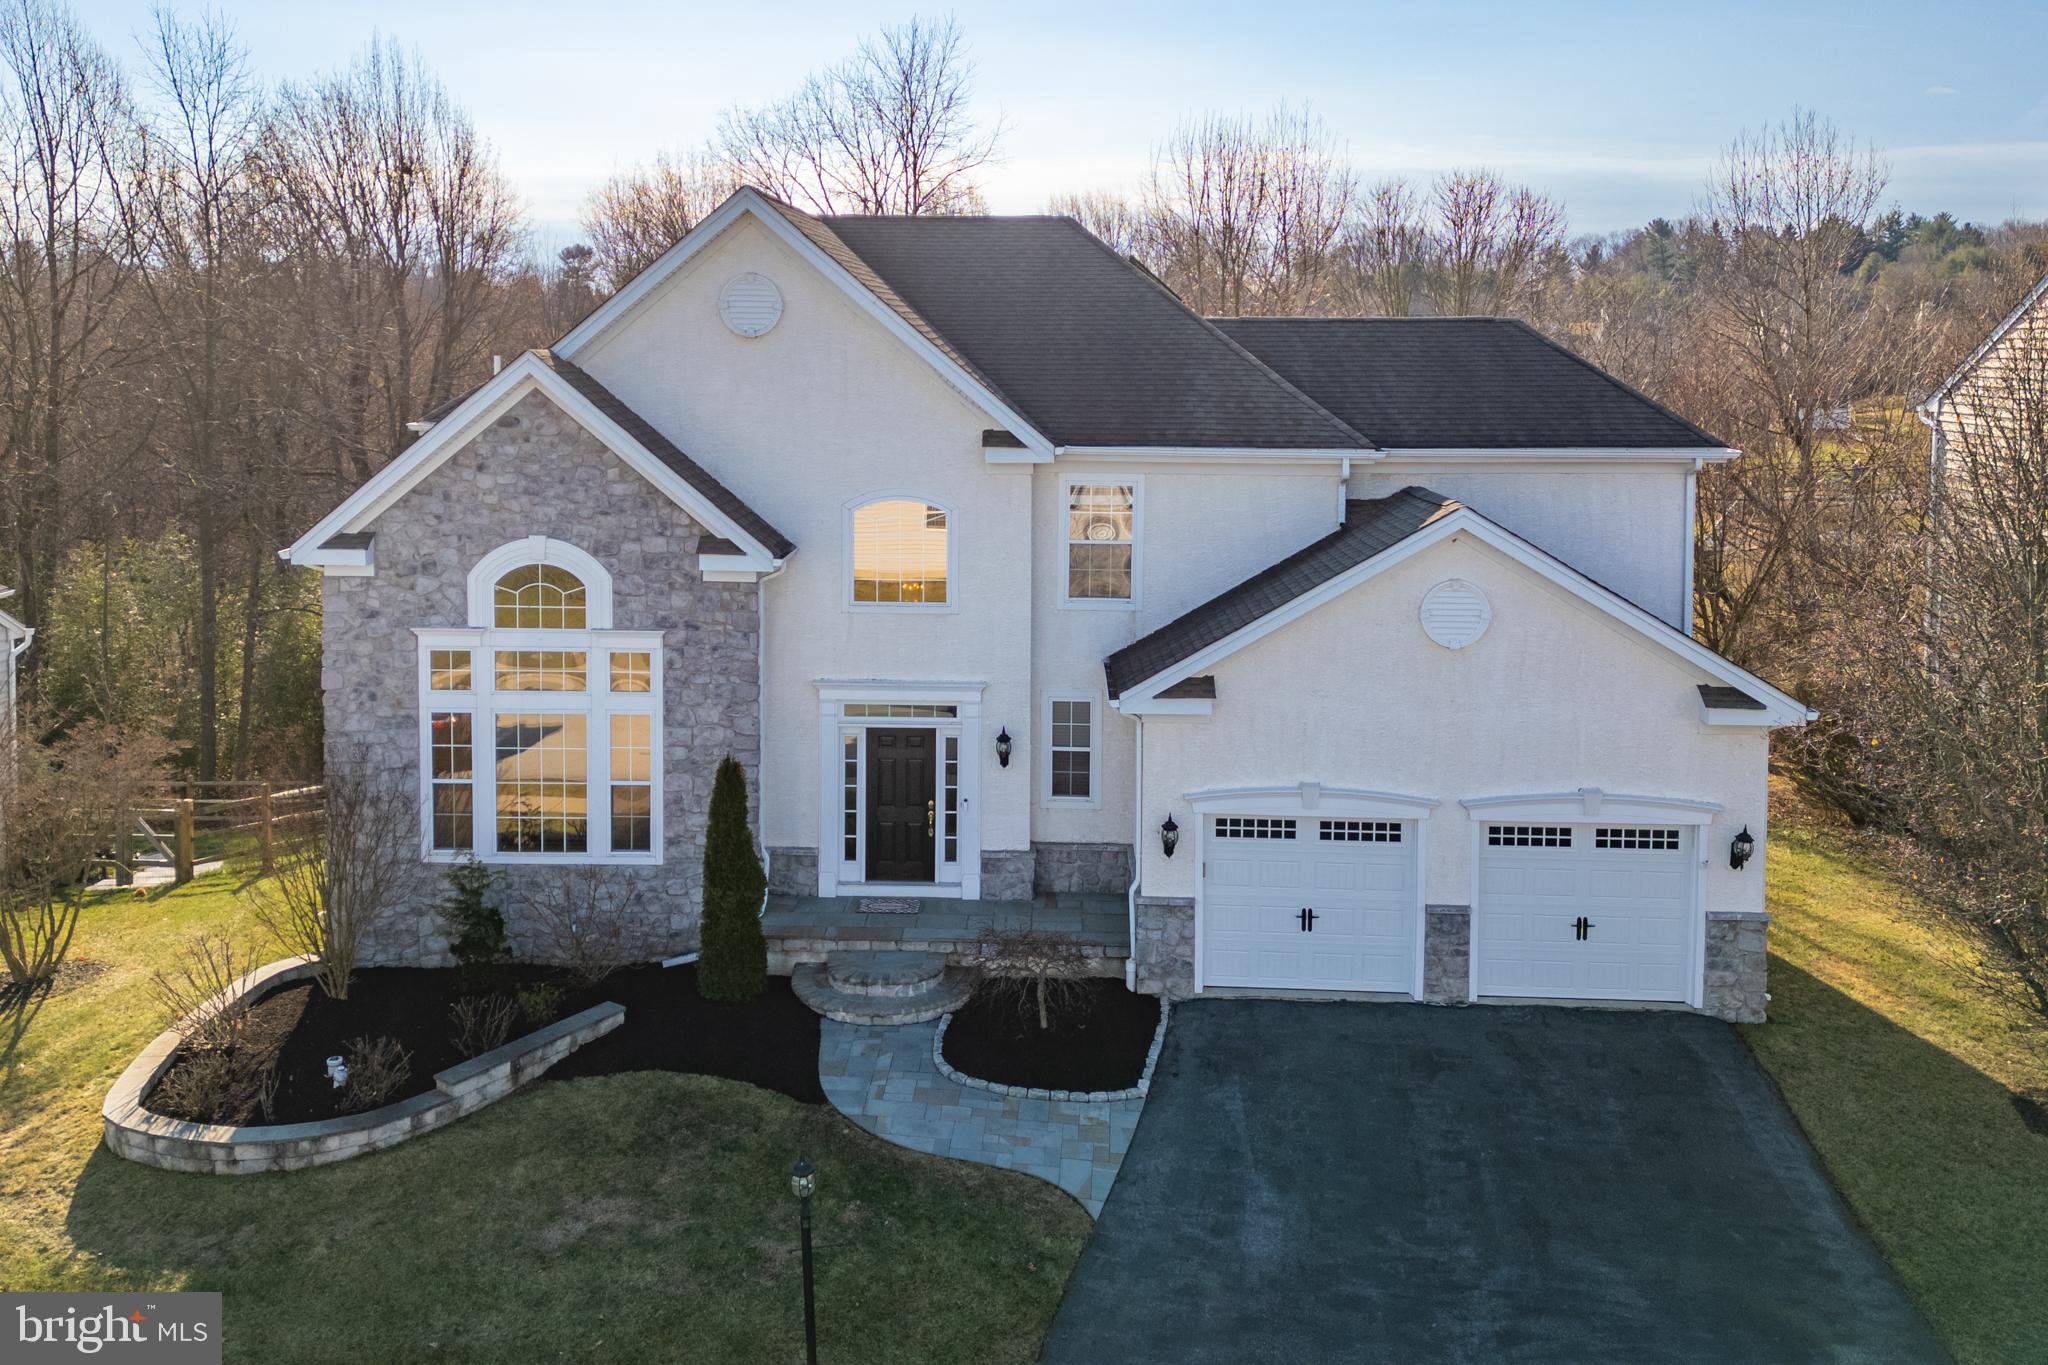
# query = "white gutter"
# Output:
<box><xmin>1126</xmin><ymin>714</ymin><xmax>1144</xmax><ymax>991</ymax></box>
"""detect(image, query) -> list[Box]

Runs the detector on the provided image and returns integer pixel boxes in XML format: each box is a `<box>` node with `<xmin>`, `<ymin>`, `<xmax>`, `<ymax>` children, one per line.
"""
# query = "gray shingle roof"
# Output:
<box><xmin>1210</xmin><ymin>318</ymin><xmax>1724</xmax><ymax>450</ymax></box>
<box><xmin>534</xmin><ymin>351</ymin><xmax>796</xmax><ymax>559</ymax></box>
<box><xmin>805</xmin><ymin>211</ymin><xmax>1371</xmax><ymax>450</ymax></box>
<box><xmin>1105</xmin><ymin>488</ymin><xmax>1463</xmax><ymax>697</ymax></box>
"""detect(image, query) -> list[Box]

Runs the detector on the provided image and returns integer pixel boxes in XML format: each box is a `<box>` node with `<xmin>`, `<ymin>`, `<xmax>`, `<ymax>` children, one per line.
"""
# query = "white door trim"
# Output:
<box><xmin>814</xmin><ymin>680</ymin><xmax>984</xmax><ymax>899</ymax></box>
<box><xmin>1186</xmin><ymin>784</ymin><xmax>1434</xmax><ymax>999</ymax></box>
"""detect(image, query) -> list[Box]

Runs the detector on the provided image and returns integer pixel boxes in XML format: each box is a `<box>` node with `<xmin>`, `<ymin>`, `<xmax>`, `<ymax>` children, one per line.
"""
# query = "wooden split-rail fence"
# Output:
<box><xmin>111</xmin><ymin>781</ymin><xmax>325</xmax><ymax>886</ymax></box>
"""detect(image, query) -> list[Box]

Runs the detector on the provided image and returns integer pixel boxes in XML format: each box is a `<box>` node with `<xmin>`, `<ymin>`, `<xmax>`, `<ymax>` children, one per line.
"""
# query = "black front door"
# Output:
<box><xmin>866</xmin><ymin>728</ymin><xmax>937</xmax><ymax>882</ymax></box>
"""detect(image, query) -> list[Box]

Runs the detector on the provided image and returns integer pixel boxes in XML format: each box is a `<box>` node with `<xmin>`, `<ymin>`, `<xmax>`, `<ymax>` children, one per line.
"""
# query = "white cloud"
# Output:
<box><xmin>1926</xmin><ymin>85</ymin><xmax>1958</xmax><ymax>96</ymax></box>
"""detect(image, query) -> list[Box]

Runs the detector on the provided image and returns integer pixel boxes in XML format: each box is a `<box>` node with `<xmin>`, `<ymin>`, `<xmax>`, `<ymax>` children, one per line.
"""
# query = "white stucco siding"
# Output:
<box><xmin>576</xmin><ymin>215</ymin><xmax>1034</xmax><ymax>857</ymax></box>
<box><xmin>1029</xmin><ymin>462</ymin><xmax>1340</xmax><ymax>845</ymax></box>
<box><xmin>1352</xmin><ymin>465</ymin><xmax>1692</xmax><ymax>627</ymax></box>
<box><xmin>1136</xmin><ymin>533</ymin><xmax>1769</xmax><ymax>919</ymax></box>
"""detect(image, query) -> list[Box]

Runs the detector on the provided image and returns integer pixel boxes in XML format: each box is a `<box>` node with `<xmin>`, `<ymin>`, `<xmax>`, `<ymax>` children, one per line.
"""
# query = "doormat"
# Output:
<box><xmin>858</xmin><ymin>897</ymin><xmax>922</xmax><ymax>914</ymax></box>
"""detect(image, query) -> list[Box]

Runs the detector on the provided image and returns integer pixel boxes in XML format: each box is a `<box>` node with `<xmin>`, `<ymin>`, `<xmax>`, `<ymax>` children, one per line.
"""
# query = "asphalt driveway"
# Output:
<box><xmin>1042</xmin><ymin>1000</ymin><xmax>1945</xmax><ymax>1364</ymax></box>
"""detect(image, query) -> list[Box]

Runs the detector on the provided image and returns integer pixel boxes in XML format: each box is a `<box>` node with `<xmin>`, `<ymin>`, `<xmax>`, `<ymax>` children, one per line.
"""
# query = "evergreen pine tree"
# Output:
<box><xmin>440</xmin><ymin>855</ymin><xmax>511</xmax><ymax>986</ymax></box>
<box><xmin>697</xmin><ymin>755</ymin><xmax>768</xmax><ymax>1001</ymax></box>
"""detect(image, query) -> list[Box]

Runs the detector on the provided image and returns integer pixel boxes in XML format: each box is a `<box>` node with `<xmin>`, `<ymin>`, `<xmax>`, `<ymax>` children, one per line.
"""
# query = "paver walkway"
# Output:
<box><xmin>818</xmin><ymin>1017</ymin><xmax>1144</xmax><ymax>1216</ymax></box>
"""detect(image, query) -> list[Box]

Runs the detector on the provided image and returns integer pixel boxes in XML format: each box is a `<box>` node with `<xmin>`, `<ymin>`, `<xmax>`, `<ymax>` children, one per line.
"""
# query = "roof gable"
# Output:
<box><xmin>1211</xmin><ymin>318</ymin><xmax>1727</xmax><ymax>451</ymax></box>
<box><xmin>1923</xmin><ymin>267</ymin><xmax>2048</xmax><ymax>410</ymax></box>
<box><xmin>1107</xmin><ymin>487</ymin><xmax>1811</xmax><ymax>726</ymax></box>
<box><xmin>283</xmin><ymin>351</ymin><xmax>793</xmax><ymax>568</ymax></box>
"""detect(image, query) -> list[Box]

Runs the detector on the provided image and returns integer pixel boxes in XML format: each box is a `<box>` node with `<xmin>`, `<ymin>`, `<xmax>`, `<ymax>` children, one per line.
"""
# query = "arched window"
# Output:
<box><xmin>849</xmin><ymin>498</ymin><xmax>950</xmax><ymax>606</ymax></box>
<box><xmin>420</xmin><ymin>539</ymin><xmax>659</xmax><ymax>864</ymax></box>
<box><xmin>494</xmin><ymin>564</ymin><xmax>587</xmax><ymax>628</ymax></box>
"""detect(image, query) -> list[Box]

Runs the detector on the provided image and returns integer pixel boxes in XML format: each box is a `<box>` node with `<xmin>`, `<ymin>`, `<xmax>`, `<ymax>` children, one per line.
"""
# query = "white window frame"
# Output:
<box><xmin>815</xmin><ymin>679</ymin><xmax>985</xmax><ymax>899</ymax></box>
<box><xmin>415</xmin><ymin>541</ymin><xmax>665</xmax><ymax>866</ymax></box>
<box><xmin>843</xmin><ymin>492</ymin><xmax>958</xmax><ymax>613</ymax></box>
<box><xmin>1060</xmin><ymin>473</ymin><xmax>1142</xmax><ymax>610</ymax></box>
<box><xmin>1042</xmin><ymin>691</ymin><xmax>1101</xmax><ymax>808</ymax></box>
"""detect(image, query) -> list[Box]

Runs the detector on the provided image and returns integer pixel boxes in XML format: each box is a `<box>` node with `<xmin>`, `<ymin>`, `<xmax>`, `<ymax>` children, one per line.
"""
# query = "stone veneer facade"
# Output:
<box><xmin>1134</xmin><ymin>896</ymin><xmax>1195</xmax><ymax>999</ymax></box>
<box><xmin>1703</xmin><ymin>910</ymin><xmax>1770</xmax><ymax>1023</ymax></box>
<box><xmin>322</xmin><ymin>391</ymin><xmax>761</xmax><ymax>966</ymax></box>
<box><xmin>1422</xmin><ymin>905</ymin><xmax>1471</xmax><ymax>1004</ymax></box>
<box><xmin>1032</xmin><ymin>841</ymin><xmax>1134</xmax><ymax>897</ymax></box>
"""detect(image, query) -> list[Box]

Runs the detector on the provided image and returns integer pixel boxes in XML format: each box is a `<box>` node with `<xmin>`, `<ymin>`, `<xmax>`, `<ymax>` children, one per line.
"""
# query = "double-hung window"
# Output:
<box><xmin>419</xmin><ymin>545</ymin><xmax>662</xmax><ymax>863</ymax></box>
<box><xmin>1063</xmin><ymin>479</ymin><xmax>1138</xmax><ymax>606</ymax></box>
<box><xmin>1044</xmin><ymin>694</ymin><xmax>1098</xmax><ymax>805</ymax></box>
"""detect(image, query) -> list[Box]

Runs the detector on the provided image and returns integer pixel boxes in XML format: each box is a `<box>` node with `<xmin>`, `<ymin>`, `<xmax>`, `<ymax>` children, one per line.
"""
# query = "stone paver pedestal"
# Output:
<box><xmin>818</xmin><ymin>1018</ymin><xmax>1145</xmax><ymax>1216</ymax></box>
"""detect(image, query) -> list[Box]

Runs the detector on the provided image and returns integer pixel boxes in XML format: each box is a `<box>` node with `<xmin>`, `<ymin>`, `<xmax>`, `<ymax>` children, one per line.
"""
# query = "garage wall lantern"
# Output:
<box><xmin>1730</xmin><ymin>826</ymin><xmax>1755</xmax><ymax>870</ymax></box>
<box><xmin>995</xmin><ymin>727</ymin><xmax>1012</xmax><ymax>768</ymax></box>
<box><xmin>1160</xmin><ymin>813</ymin><xmax>1180</xmax><ymax>858</ymax></box>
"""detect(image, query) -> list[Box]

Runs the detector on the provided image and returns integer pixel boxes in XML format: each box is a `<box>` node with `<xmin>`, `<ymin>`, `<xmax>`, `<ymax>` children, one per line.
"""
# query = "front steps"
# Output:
<box><xmin>792</xmin><ymin>950</ymin><xmax>978</xmax><ymax>1025</ymax></box>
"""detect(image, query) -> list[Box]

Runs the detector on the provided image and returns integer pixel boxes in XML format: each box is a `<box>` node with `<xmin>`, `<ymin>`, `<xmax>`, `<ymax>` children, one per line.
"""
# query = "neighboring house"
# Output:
<box><xmin>0</xmin><ymin>588</ymin><xmax>30</xmax><ymax>742</ymax></box>
<box><xmin>1919</xmin><ymin>267</ymin><xmax>2048</xmax><ymax>520</ymax></box>
<box><xmin>285</xmin><ymin>187</ymin><xmax>1811</xmax><ymax>1021</ymax></box>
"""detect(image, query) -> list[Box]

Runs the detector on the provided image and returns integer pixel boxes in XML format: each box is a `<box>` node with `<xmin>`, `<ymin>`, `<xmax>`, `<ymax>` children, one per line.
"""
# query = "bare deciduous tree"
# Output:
<box><xmin>1426</xmin><ymin>169</ymin><xmax>1565</xmax><ymax>316</ymax></box>
<box><xmin>715</xmin><ymin>16</ymin><xmax>1000</xmax><ymax>216</ymax></box>
<box><xmin>517</xmin><ymin>867</ymin><xmax>642</xmax><ymax>986</ymax></box>
<box><xmin>0</xmin><ymin>713</ymin><xmax>165</xmax><ymax>987</ymax></box>
<box><xmin>973</xmin><ymin>925</ymin><xmax>1086</xmax><ymax>1031</ymax></box>
<box><xmin>252</xmin><ymin>756</ymin><xmax>412</xmax><ymax>1000</ymax></box>
<box><xmin>582</xmin><ymin>147</ymin><xmax>735</xmax><ymax>290</ymax></box>
<box><xmin>1144</xmin><ymin>104</ymin><xmax>1356</xmax><ymax>316</ymax></box>
<box><xmin>1344</xmin><ymin>178</ymin><xmax>1426</xmax><ymax>316</ymax></box>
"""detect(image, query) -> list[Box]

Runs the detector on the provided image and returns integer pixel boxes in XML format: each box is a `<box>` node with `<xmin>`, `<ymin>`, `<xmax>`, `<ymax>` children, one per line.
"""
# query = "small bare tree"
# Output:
<box><xmin>1344</xmin><ymin>178</ymin><xmax>1427</xmax><ymax>316</ymax></box>
<box><xmin>518</xmin><ymin>868</ymin><xmax>641</xmax><ymax>987</ymax></box>
<box><xmin>0</xmin><ymin>715</ymin><xmax>165</xmax><ymax>988</ymax></box>
<box><xmin>252</xmin><ymin>757</ymin><xmax>412</xmax><ymax>1000</ymax></box>
<box><xmin>150</xmin><ymin>932</ymin><xmax>250</xmax><ymax>1050</ymax></box>
<box><xmin>974</xmin><ymin>926</ymin><xmax>1088</xmax><ymax>1032</ymax></box>
<box><xmin>714</xmin><ymin>16</ymin><xmax>1001</xmax><ymax>216</ymax></box>
<box><xmin>582</xmin><ymin>148</ymin><xmax>736</xmax><ymax>290</ymax></box>
<box><xmin>1426</xmin><ymin>169</ymin><xmax>1566</xmax><ymax>316</ymax></box>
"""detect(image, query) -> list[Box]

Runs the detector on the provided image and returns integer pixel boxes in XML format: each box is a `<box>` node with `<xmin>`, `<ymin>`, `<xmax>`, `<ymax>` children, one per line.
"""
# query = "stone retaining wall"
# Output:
<box><xmin>103</xmin><ymin>956</ymin><xmax>624</xmax><ymax>1175</ymax></box>
<box><xmin>932</xmin><ymin>1000</ymin><xmax>1170</xmax><ymax>1102</ymax></box>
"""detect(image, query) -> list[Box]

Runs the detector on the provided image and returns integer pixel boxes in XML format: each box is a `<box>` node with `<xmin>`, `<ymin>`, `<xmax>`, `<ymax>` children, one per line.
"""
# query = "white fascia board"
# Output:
<box><xmin>554</xmin><ymin>188</ymin><xmax>1056</xmax><ymax>460</ymax></box>
<box><xmin>1375</xmin><ymin>446</ymin><xmax>1740</xmax><ymax>464</ymax></box>
<box><xmin>282</xmin><ymin>354</ymin><xmax>782</xmax><ymax>568</ymax></box>
<box><xmin>700</xmin><ymin>551</ymin><xmax>775</xmax><ymax>583</ymax></box>
<box><xmin>1698</xmin><ymin>701</ymin><xmax>1777</xmax><ymax>728</ymax></box>
<box><xmin>1183</xmin><ymin>784</ymin><xmax>1440</xmax><ymax>818</ymax></box>
<box><xmin>1924</xmin><ymin>267</ymin><xmax>2048</xmax><ymax>407</ymax></box>
<box><xmin>1053</xmin><ymin>445</ymin><xmax>1373</xmax><ymax>465</ymax></box>
<box><xmin>1115</xmin><ymin>695</ymin><xmax>1213</xmax><ymax>716</ymax></box>
<box><xmin>1115</xmin><ymin>508</ymin><xmax>1814</xmax><ymax>726</ymax></box>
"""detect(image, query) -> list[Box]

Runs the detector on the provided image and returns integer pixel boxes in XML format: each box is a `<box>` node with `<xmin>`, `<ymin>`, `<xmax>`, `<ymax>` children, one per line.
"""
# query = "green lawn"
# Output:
<box><xmin>1748</xmin><ymin>822</ymin><xmax>2048</xmax><ymax>1365</ymax></box>
<box><xmin>1</xmin><ymin>878</ymin><xmax>1089</xmax><ymax>1363</ymax></box>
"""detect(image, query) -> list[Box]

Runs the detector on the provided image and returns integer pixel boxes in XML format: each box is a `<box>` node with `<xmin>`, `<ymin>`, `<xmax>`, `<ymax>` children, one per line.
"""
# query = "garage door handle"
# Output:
<box><xmin>1573</xmin><ymin>916</ymin><xmax>1594</xmax><ymax>941</ymax></box>
<box><xmin>1298</xmin><ymin>907</ymin><xmax>1317</xmax><ymax>932</ymax></box>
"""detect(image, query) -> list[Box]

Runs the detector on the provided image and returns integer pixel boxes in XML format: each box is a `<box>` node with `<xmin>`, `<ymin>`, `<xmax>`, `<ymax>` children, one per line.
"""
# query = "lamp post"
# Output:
<box><xmin>790</xmin><ymin>1156</ymin><xmax>818</xmax><ymax>1365</ymax></box>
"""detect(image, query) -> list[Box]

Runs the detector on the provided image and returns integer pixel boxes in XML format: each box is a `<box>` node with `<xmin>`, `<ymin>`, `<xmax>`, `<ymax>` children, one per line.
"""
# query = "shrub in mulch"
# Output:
<box><xmin>940</xmin><ymin>978</ymin><xmax>1160</xmax><ymax>1094</ymax></box>
<box><xmin>146</xmin><ymin>962</ymin><xmax>824</xmax><ymax>1126</ymax></box>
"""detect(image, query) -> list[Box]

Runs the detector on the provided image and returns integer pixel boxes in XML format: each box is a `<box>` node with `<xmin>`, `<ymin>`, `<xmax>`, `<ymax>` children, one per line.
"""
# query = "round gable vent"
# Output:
<box><xmin>1420</xmin><ymin>579</ymin><xmax>1492</xmax><ymax>649</ymax></box>
<box><xmin>719</xmin><ymin>273</ymin><xmax>783</xmax><ymax>337</ymax></box>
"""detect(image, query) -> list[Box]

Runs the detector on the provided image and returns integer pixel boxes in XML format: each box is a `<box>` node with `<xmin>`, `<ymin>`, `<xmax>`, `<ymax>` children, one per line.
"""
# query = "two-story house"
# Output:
<box><xmin>285</xmin><ymin>188</ymin><xmax>1809</xmax><ymax>1022</ymax></box>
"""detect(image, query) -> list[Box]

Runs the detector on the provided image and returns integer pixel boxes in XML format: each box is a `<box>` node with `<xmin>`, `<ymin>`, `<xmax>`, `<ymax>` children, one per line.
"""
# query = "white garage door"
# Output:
<box><xmin>1203</xmin><ymin>816</ymin><xmax>1417</xmax><ymax>993</ymax></box>
<box><xmin>1477</xmin><ymin>824</ymin><xmax>1694</xmax><ymax>1002</ymax></box>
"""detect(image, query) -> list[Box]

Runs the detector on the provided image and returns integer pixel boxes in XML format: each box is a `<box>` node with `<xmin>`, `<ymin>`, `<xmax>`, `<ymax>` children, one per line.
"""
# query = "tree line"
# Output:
<box><xmin>5</xmin><ymin>4</ymin><xmax>2046</xmax><ymax>1003</ymax></box>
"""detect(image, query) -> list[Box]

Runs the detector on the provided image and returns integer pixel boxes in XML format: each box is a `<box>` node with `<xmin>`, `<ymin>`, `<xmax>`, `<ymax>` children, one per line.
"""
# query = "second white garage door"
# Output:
<box><xmin>1202</xmin><ymin>816</ymin><xmax>1418</xmax><ymax>993</ymax></box>
<box><xmin>1476</xmin><ymin>824</ymin><xmax>1694</xmax><ymax>1002</ymax></box>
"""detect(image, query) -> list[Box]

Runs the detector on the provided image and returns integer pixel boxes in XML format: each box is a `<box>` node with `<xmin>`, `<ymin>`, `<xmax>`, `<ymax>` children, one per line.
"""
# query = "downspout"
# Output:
<box><xmin>1126</xmin><ymin>713</ymin><xmax>1144</xmax><ymax>991</ymax></box>
<box><xmin>756</xmin><ymin>560</ymin><xmax>788</xmax><ymax>918</ymax></box>
<box><xmin>1683</xmin><ymin>459</ymin><xmax>1699</xmax><ymax>633</ymax></box>
<box><xmin>1336</xmin><ymin>456</ymin><xmax>1352</xmax><ymax>528</ymax></box>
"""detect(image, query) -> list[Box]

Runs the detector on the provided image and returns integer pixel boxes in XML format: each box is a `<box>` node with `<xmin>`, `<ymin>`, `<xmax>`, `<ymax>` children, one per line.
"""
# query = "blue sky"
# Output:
<box><xmin>69</xmin><ymin>0</ymin><xmax>2048</xmax><ymax>245</ymax></box>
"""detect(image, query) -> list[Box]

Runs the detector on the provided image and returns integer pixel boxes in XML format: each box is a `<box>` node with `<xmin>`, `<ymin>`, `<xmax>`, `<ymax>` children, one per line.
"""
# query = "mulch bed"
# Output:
<box><xmin>147</xmin><ymin>962</ymin><xmax>822</xmax><ymax>1125</ymax></box>
<box><xmin>940</xmin><ymin>978</ymin><xmax>1160</xmax><ymax>1093</ymax></box>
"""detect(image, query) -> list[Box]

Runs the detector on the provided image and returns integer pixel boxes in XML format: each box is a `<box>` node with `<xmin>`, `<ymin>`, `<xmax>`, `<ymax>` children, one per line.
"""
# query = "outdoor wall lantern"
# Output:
<box><xmin>1161</xmin><ymin>813</ymin><xmax>1180</xmax><ymax>859</ymax></box>
<box><xmin>996</xmin><ymin>727</ymin><xmax>1012</xmax><ymax>768</ymax></box>
<box><xmin>1730</xmin><ymin>826</ymin><xmax>1756</xmax><ymax>871</ymax></box>
<box><xmin>789</xmin><ymin>1156</ymin><xmax>819</xmax><ymax>1365</ymax></box>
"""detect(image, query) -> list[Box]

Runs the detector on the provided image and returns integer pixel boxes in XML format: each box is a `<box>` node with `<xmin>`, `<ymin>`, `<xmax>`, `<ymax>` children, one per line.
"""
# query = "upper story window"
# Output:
<box><xmin>1065</xmin><ymin>479</ymin><xmax>1138</xmax><ymax>606</ymax></box>
<box><xmin>420</xmin><ymin>538</ymin><xmax>661</xmax><ymax>864</ymax></box>
<box><xmin>849</xmin><ymin>497</ymin><xmax>950</xmax><ymax>607</ymax></box>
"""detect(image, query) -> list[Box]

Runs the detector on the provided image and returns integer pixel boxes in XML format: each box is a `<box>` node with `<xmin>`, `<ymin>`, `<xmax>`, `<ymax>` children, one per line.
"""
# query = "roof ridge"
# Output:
<box><xmin>1052</xmin><ymin>221</ymin><xmax>1374</xmax><ymax>450</ymax></box>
